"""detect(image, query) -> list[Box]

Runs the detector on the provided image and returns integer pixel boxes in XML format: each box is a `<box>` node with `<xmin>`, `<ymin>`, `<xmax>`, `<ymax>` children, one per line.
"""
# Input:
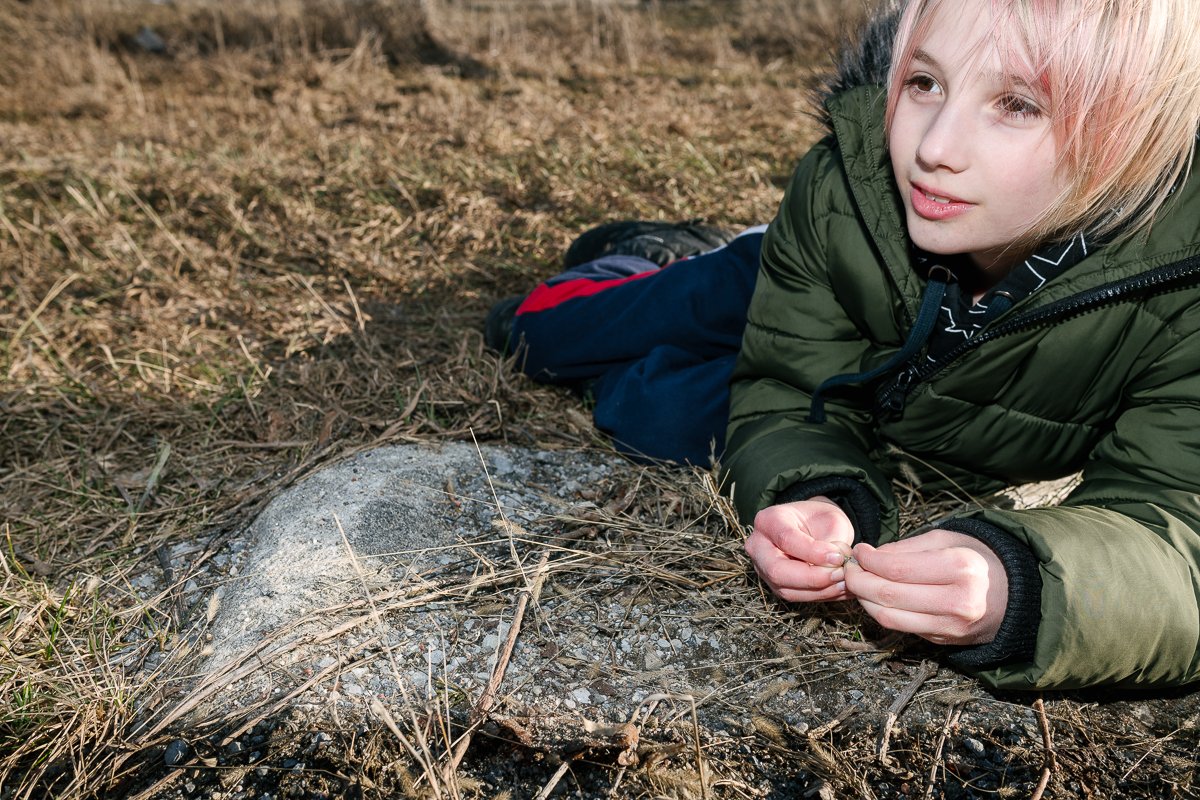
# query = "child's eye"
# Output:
<box><xmin>997</xmin><ymin>94</ymin><xmax>1042</xmax><ymax>120</ymax></box>
<box><xmin>903</xmin><ymin>74</ymin><xmax>942</xmax><ymax>96</ymax></box>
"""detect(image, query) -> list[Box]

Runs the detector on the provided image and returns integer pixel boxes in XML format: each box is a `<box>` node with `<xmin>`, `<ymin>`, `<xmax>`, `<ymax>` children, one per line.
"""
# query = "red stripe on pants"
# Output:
<box><xmin>517</xmin><ymin>270</ymin><xmax>660</xmax><ymax>315</ymax></box>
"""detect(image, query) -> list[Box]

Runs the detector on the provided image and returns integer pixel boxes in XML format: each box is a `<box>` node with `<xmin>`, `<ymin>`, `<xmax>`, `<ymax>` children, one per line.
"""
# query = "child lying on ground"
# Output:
<box><xmin>488</xmin><ymin>0</ymin><xmax>1200</xmax><ymax>691</ymax></box>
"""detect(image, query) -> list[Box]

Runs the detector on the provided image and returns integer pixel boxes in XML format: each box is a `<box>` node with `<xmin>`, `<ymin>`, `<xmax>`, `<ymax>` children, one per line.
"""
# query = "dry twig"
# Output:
<box><xmin>923</xmin><ymin>700</ymin><xmax>966</xmax><ymax>800</ymax></box>
<box><xmin>442</xmin><ymin>551</ymin><xmax>552</xmax><ymax>781</ymax></box>
<box><xmin>1030</xmin><ymin>696</ymin><xmax>1057</xmax><ymax>800</ymax></box>
<box><xmin>808</xmin><ymin>704</ymin><xmax>859</xmax><ymax>740</ymax></box>
<box><xmin>878</xmin><ymin>659</ymin><xmax>937</xmax><ymax>769</ymax></box>
<box><xmin>533</xmin><ymin>761</ymin><xmax>572</xmax><ymax>800</ymax></box>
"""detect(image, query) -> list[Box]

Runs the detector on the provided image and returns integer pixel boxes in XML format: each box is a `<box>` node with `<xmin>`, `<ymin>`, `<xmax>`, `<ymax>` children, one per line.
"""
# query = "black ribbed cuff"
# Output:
<box><xmin>774</xmin><ymin>477</ymin><xmax>882</xmax><ymax>545</ymax></box>
<box><xmin>938</xmin><ymin>517</ymin><xmax>1042</xmax><ymax>669</ymax></box>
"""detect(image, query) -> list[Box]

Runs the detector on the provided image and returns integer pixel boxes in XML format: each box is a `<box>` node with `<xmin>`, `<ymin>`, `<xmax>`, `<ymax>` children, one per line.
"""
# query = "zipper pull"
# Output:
<box><xmin>876</xmin><ymin>364</ymin><xmax>918</xmax><ymax>418</ymax></box>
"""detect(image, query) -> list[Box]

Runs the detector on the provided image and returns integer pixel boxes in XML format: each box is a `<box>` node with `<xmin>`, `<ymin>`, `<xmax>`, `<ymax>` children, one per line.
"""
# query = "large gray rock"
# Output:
<box><xmin>196</xmin><ymin>443</ymin><xmax>639</xmax><ymax>718</ymax></box>
<box><xmin>177</xmin><ymin>441</ymin><xmax>862</xmax><ymax>753</ymax></box>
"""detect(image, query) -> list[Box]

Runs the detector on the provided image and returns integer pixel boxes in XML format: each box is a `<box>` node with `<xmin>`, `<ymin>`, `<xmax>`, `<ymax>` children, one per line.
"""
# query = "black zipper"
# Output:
<box><xmin>875</xmin><ymin>254</ymin><xmax>1200</xmax><ymax>417</ymax></box>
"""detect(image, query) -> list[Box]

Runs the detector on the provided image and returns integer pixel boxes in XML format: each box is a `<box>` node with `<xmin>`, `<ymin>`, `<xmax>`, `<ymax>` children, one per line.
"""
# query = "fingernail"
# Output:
<box><xmin>829</xmin><ymin>568</ymin><xmax>845</xmax><ymax>583</ymax></box>
<box><xmin>825</xmin><ymin>552</ymin><xmax>843</xmax><ymax>565</ymax></box>
<box><xmin>835</xmin><ymin>581</ymin><xmax>846</xmax><ymax>593</ymax></box>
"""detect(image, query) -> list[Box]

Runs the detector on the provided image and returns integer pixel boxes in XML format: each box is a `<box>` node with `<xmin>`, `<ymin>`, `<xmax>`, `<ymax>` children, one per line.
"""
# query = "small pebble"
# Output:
<box><xmin>963</xmin><ymin>736</ymin><xmax>986</xmax><ymax>755</ymax></box>
<box><xmin>163</xmin><ymin>739</ymin><xmax>189</xmax><ymax>767</ymax></box>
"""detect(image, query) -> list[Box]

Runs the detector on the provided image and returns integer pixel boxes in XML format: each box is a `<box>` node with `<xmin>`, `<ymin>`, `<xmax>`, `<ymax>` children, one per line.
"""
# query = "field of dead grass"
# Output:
<box><xmin>4</xmin><ymin>1</ymin><xmax>1199</xmax><ymax>799</ymax></box>
<box><xmin>0</xmin><ymin>1</ymin><xmax>844</xmax><ymax>795</ymax></box>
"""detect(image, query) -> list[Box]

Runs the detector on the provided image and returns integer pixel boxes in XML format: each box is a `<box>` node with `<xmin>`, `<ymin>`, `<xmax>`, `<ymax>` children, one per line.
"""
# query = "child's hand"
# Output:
<box><xmin>744</xmin><ymin>497</ymin><xmax>855</xmax><ymax>603</ymax></box>
<box><xmin>844</xmin><ymin>530</ymin><xmax>1007</xmax><ymax>646</ymax></box>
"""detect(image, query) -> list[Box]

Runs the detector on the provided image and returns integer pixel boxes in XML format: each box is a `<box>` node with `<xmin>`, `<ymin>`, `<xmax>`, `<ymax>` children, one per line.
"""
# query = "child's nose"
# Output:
<box><xmin>916</xmin><ymin>104</ymin><xmax>970</xmax><ymax>173</ymax></box>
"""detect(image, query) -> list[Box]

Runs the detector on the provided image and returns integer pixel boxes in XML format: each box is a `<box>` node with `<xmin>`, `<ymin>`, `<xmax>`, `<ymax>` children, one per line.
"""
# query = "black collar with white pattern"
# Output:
<box><xmin>917</xmin><ymin>232</ymin><xmax>1092</xmax><ymax>361</ymax></box>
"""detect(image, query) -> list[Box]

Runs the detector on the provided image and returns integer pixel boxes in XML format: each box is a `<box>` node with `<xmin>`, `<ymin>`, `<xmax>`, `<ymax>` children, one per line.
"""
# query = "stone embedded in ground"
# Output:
<box><xmin>192</xmin><ymin>443</ymin><xmax>728</xmax><ymax>730</ymax></box>
<box><xmin>186</xmin><ymin>441</ymin><xmax>837</xmax><ymax>746</ymax></box>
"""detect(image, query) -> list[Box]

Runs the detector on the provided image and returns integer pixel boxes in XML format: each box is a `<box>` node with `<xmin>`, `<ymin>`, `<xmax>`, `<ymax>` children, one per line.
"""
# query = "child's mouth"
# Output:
<box><xmin>910</xmin><ymin>184</ymin><xmax>971</xmax><ymax>220</ymax></box>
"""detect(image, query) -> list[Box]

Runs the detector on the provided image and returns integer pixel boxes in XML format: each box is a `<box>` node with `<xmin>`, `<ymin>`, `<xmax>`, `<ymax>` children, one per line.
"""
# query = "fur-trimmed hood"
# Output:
<box><xmin>812</xmin><ymin>2</ymin><xmax>900</xmax><ymax>132</ymax></box>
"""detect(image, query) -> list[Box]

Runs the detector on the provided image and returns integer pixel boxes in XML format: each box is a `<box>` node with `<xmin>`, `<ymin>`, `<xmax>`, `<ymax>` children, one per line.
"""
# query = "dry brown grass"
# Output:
<box><xmin>15</xmin><ymin>3</ymin><xmax>1190</xmax><ymax>799</ymax></box>
<box><xmin>5</xmin><ymin>2</ymin><xmax>1198</xmax><ymax>798</ymax></box>
<box><xmin>1</xmin><ymin>0</ymin><xmax>855</xmax><ymax>795</ymax></box>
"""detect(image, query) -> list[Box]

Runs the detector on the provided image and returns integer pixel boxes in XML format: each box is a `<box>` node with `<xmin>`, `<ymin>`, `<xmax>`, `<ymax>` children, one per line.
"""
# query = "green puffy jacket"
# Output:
<box><xmin>722</xmin><ymin>84</ymin><xmax>1200</xmax><ymax>691</ymax></box>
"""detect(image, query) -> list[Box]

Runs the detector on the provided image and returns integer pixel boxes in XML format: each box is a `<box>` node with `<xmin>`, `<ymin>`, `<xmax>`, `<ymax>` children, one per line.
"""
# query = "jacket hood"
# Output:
<box><xmin>811</xmin><ymin>2</ymin><xmax>900</xmax><ymax>133</ymax></box>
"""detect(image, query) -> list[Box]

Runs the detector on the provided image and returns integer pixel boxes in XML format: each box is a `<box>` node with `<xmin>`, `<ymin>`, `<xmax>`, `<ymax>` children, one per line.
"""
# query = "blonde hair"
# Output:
<box><xmin>886</xmin><ymin>0</ymin><xmax>1200</xmax><ymax>244</ymax></box>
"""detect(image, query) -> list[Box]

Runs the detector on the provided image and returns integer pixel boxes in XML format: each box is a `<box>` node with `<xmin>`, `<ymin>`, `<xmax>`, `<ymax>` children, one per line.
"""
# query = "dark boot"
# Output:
<box><xmin>483</xmin><ymin>294</ymin><xmax>525</xmax><ymax>355</ymax></box>
<box><xmin>563</xmin><ymin>219</ymin><xmax>736</xmax><ymax>269</ymax></box>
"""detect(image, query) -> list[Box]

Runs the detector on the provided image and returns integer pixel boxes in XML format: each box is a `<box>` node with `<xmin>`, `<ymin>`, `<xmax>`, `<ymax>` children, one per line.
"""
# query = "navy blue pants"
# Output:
<box><xmin>510</xmin><ymin>230</ymin><xmax>764</xmax><ymax>464</ymax></box>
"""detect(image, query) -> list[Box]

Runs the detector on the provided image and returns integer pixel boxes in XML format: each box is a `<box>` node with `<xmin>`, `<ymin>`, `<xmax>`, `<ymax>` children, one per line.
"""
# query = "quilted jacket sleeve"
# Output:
<box><xmin>957</xmin><ymin>327</ymin><xmax>1200</xmax><ymax>690</ymax></box>
<box><xmin>721</xmin><ymin>140</ymin><xmax>899</xmax><ymax>537</ymax></box>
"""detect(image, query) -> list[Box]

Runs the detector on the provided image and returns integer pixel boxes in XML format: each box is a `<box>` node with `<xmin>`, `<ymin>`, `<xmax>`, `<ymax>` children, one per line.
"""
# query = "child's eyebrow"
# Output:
<box><xmin>912</xmin><ymin>47</ymin><xmax>940</xmax><ymax>69</ymax></box>
<box><xmin>912</xmin><ymin>45</ymin><xmax>1037</xmax><ymax>93</ymax></box>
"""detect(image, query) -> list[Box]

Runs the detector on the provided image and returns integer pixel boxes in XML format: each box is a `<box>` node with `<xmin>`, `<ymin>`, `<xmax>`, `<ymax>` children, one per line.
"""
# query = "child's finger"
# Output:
<box><xmin>754</xmin><ymin>500</ymin><xmax>854</xmax><ymax>562</ymax></box>
<box><xmin>752</xmin><ymin>546</ymin><xmax>841</xmax><ymax>593</ymax></box>
<box><xmin>846</xmin><ymin>566</ymin><xmax>976</xmax><ymax>617</ymax></box>
<box><xmin>851</xmin><ymin>542</ymin><xmax>980</xmax><ymax>585</ymax></box>
<box><xmin>856</xmin><ymin>597</ymin><xmax>959</xmax><ymax>641</ymax></box>
<box><xmin>756</xmin><ymin>526</ymin><xmax>837</xmax><ymax>565</ymax></box>
<box><xmin>776</xmin><ymin>582</ymin><xmax>852</xmax><ymax>604</ymax></box>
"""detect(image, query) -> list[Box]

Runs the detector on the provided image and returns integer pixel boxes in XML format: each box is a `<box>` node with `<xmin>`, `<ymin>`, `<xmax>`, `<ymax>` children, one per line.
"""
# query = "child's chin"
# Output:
<box><xmin>907</xmin><ymin>231</ymin><xmax>964</xmax><ymax>258</ymax></box>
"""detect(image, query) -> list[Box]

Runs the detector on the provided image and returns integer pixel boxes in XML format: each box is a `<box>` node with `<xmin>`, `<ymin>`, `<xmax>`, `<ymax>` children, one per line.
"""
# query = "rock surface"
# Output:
<box><xmin>195</xmin><ymin>443</ymin><xmax>643</xmax><ymax>724</ymax></box>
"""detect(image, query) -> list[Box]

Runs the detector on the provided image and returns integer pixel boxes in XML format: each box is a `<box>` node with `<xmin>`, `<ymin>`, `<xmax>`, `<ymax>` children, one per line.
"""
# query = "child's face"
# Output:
<box><xmin>888</xmin><ymin>0</ymin><xmax>1065</xmax><ymax>272</ymax></box>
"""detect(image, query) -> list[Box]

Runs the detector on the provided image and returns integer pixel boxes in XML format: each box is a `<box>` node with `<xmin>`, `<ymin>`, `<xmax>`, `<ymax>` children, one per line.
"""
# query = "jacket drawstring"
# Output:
<box><xmin>807</xmin><ymin>266</ymin><xmax>952</xmax><ymax>423</ymax></box>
